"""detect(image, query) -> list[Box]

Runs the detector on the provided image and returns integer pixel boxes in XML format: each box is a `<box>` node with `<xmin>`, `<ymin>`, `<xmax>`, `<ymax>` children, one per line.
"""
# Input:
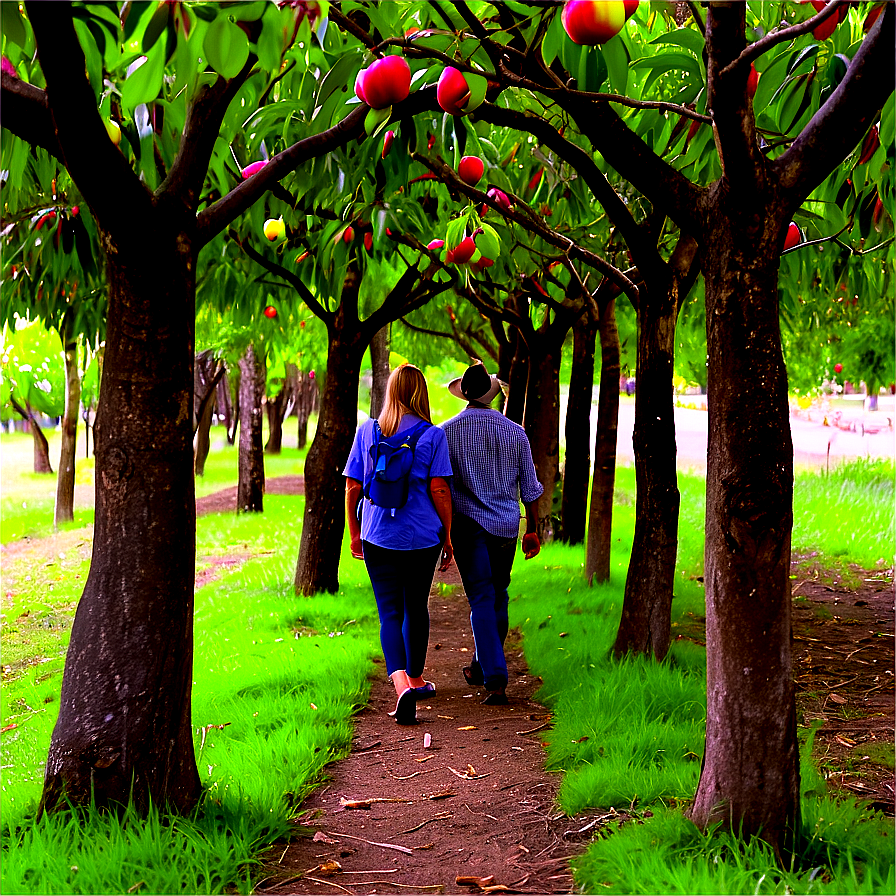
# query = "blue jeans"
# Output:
<box><xmin>451</xmin><ymin>514</ymin><xmax>517</xmax><ymax>691</ymax></box>
<box><xmin>362</xmin><ymin>541</ymin><xmax>441</xmax><ymax>678</ymax></box>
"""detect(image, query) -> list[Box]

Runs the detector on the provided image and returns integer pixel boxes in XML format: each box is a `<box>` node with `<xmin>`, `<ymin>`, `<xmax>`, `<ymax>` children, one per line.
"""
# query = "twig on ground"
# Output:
<box><xmin>515</xmin><ymin>722</ymin><xmax>549</xmax><ymax>736</ymax></box>
<box><xmin>328</xmin><ymin>832</ymin><xmax>414</xmax><ymax>855</ymax></box>
<box><xmin>397</xmin><ymin>811</ymin><xmax>453</xmax><ymax>835</ymax></box>
<box><xmin>304</xmin><ymin>876</ymin><xmax>355</xmax><ymax>894</ymax></box>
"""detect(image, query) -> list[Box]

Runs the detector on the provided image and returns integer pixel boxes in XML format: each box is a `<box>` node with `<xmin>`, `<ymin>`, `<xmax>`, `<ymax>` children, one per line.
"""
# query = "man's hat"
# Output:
<box><xmin>448</xmin><ymin>362</ymin><xmax>504</xmax><ymax>404</ymax></box>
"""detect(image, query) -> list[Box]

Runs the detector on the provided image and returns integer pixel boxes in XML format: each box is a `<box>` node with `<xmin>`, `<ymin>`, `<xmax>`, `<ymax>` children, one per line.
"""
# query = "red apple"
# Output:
<box><xmin>344</xmin><ymin>225</ymin><xmax>355</xmax><ymax>243</ymax></box>
<box><xmin>747</xmin><ymin>63</ymin><xmax>759</xmax><ymax>100</ymax></box>
<box><xmin>364</xmin><ymin>232</ymin><xmax>373</xmax><ymax>252</ymax></box>
<box><xmin>458</xmin><ymin>155</ymin><xmax>484</xmax><ymax>186</ymax></box>
<box><xmin>427</xmin><ymin>239</ymin><xmax>445</xmax><ymax>251</ymax></box>
<box><xmin>242</xmin><ymin>160</ymin><xmax>268</xmax><ymax>179</ymax></box>
<box><xmin>381</xmin><ymin>130</ymin><xmax>394</xmax><ymax>159</ymax></box>
<box><xmin>452</xmin><ymin>236</ymin><xmax>477</xmax><ymax>264</ymax></box>
<box><xmin>623</xmin><ymin>0</ymin><xmax>639</xmax><ymax>19</ymax></box>
<box><xmin>356</xmin><ymin>56</ymin><xmax>411</xmax><ymax>110</ymax></box>
<box><xmin>309</xmin><ymin>370</ymin><xmax>315</xmax><ymax>380</ymax></box>
<box><xmin>833</xmin><ymin>363</ymin><xmax>843</xmax><ymax>374</ymax></box>
<box><xmin>783</xmin><ymin>222</ymin><xmax>802</xmax><ymax>251</ymax></box>
<box><xmin>264</xmin><ymin>305</ymin><xmax>278</xmax><ymax>319</ymax></box>
<box><xmin>561</xmin><ymin>1</ymin><xmax>626</xmax><ymax>45</ymax></box>
<box><xmin>437</xmin><ymin>67</ymin><xmax>471</xmax><ymax>115</ymax></box>
<box><xmin>473</xmin><ymin>256</ymin><xmax>494</xmax><ymax>272</ymax></box>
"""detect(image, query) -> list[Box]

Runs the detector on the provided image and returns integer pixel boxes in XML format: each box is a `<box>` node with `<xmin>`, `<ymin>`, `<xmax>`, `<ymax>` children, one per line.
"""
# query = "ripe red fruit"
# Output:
<box><xmin>364</xmin><ymin>232</ymin><xmax>373</xmax><ymax>252</ymax></box>
<box><xmin>473</xmin><ymin>256</ymin><xmax>494</xmax><ymax>272</ymax></box>
<box><xmin>356</xmin><ymin>56</ymin><xmax>411</xmax><ymax>110</ymax></box>
<box><xmin>452</xmin><ymin>236</ymin><xmax>477</xmax><ymax>264</ymax></box>
<box><xmin>747</xmin><ymin>63</ymin><xmax>759</xmax><ymax>100</ymax></box>
<box><xmin>486</xmin><ymin>188</ymin><xmax>512</xmax><ymax>212</ymax></box>
<box><xmin>381</xmin><ymin>130</ymin><xmax>394</xmax><ymax>159</ymax></box>
<box><xmin>437</xmin><ymin>67</ymin><xmax>471</xmax><ymax>115</ymax></box>
<box><xmin>458</xmin><ymin>155</ymin><xmax>484</xmax><ymax>186</ymax></box>
<box><xmin>242</xmin><ymin>160</ymin><xmax>268</xmax><ymax>179</ymax></box>
<box><xmin>343</xmin><ymin>226</ymin><xmax>355</xmax><ymax>243</ymax></box>
<box><xmin>623</xmin><ymin>0</ymin><xmax>639</xmax><ymax>19</ymax></box>
<box><xmin>300</xmin><ymin>320</ymin><xmax>306</xmax><ymax>329</ymax></box>
<box><xmin>858</xmin><ymin>125</ymin><xmax>880</xmax><ymax>164</ymax></box>
<box><xmin>264</xmin><ymin>306</ymin><xmax>278</xmax><ymax>319</ymax></box>
<box><xmin>561</xmin><ymin>0</ymin><xmax>626</xmax><ymax>45</ymax></box>
<box><xmin>427</xmin><ymin>239</ymin><xmax>445</xmax><ymax>251</ymax></box>
<box><xmin>783</xmin><ymin>222</ymin><xmax>802</xmax><ymax>251</ymax></box>
<box><xmin>833</xmin><ymin>363</ymin><xmax>843</xmax><ymax>374</ymax></box>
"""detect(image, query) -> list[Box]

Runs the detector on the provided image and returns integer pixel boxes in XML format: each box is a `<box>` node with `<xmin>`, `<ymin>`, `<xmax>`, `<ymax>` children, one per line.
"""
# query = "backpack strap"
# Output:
<box><xmin>363</xmin><ymin>421</ymin><xmax>383</xmax><ymax>500</ymax></box>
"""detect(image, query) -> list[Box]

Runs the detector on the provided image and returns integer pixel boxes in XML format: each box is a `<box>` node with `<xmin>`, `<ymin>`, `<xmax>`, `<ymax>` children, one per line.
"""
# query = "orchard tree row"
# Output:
<box><xmin>1</xmin><ymin>0</ymin><xmax>892</xmax><ymax>854</ymax></box>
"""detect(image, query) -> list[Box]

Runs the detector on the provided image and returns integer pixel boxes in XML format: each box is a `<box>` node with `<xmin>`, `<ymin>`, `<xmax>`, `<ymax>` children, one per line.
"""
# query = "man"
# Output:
<box><xmin>441</xmin><ymin>362</ymin><xmax>543</xmax><ymax>705</ymax></box>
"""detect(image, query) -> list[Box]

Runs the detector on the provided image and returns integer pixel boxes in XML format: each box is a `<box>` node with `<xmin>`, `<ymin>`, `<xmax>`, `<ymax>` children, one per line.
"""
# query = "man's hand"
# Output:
<box><xmin>439</xmin><ymin>537</ymin><xmax>454</xmax><ymax>572</ymax></box>
<box><xmin>522</xmin><ymin>532</ymin><xmax>540</xmax><ymax>559</ymax></box>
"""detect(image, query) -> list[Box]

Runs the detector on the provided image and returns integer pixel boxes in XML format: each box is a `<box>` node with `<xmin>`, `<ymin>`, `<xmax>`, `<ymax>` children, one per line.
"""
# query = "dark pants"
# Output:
<box><xmin>362</xmin><ymin>541</ymin><xmax>441</xmax><ymax>679</ymax></box>
<box><xmin>451</xmin><ymin>514</ymin><xmax>517</xmax><ymax>691</ymax></box>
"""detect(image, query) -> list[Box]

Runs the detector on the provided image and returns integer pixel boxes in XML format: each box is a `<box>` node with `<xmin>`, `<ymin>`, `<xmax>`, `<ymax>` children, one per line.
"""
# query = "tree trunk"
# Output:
<box><xmin>523</xmin><ymin>343</ymin><xmax>562</xmax><ymax>541</ymax></box>
<box><xmin>612</xmin><ymin>276</ymin><xmax>681</xmax><ymax>660</ymax></box>
<box><xmin>216</xmin><ymin>369</ymin><xmax>235</xmax><ymax>446</ymax></box>
<box><xmin>54</xmin><ymin>318</ymin><xmax>80</xmax><ymax>526</ymax></box>
<box><xmin>10</xmin><ymin>397</ymin><xmax>54</xmax><ymax>474</ymax></box>
<box><xmin>296</xmin><ymin>371</ymin><xmax>315</xmax><ymax>450</ymax></box>
<box><xmin>369</xmin><ymin>323</ymin><xmax>391</xmax><ymax>419</ymax></box>
<box><xmin>560</xmin><ymin>308</ymin><xmax>597</xmax><ymax>544</ymax></box>
<box><xmin>295</xmin><ymin>297</ymin><xmax>367</xmax><ymax>595</ymax></box>
<box><xmin>193</xmin><ymin>351</ymin><xmax>220</xmax><ymax>477</ymax></box>
<box><xmin>503</xmin><ymin>331</ymin><xmax>529</xmax><ymax>424</ymax></box>
<box><xmin>40</xmin><ymin>228</ymin><xmax>200</xmax><ymax>815</ymax></box>
<box><xmin>690</xmin><ymin>211</ymin><xmax>799</xmax><ymax>848</ymax></box>
<box><xmin>237</xmin><ymin>344</ymin><xmax>265</xmax><ymax>513</ymax></box>
<box><xmin>264</xmin><ymin>370</ymin><xmax>294</xmax><ymax>455</ymax></box>
<box><xmin>586</xmin><ymin>297</ymin><xmax>620</xmax><ymax>584</ymax></box>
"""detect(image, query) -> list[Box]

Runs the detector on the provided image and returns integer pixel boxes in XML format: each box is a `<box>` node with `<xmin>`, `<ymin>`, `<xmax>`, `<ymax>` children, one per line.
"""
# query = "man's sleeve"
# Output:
<box><xmin>518</xmin><ymin>433</ymin><xmax>544</xmax><ymax>503</ymax></box>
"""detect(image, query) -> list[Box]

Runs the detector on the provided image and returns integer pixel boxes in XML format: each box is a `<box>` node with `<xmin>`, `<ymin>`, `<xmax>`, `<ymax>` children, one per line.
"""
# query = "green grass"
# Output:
<box><xmin>1</xmin><ymin>496</ymin><xmax>382</xmax><ymax>895</ymax></box>
<box><xmin>508</xmin><ymin>464</ymin><xmax>894</xmax><ymax>894</ymax></box>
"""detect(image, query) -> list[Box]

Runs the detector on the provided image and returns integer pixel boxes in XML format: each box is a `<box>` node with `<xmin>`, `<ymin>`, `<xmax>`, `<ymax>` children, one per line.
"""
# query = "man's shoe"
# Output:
<box><xmin>462</xmin><ymin>664</ymin><xmax>484</xmax><ymax>687</ymax></box>
<box><xmin>481</xmin><ymin>688</ymin><xmax>508</xmax><ymax>706</ymax></box>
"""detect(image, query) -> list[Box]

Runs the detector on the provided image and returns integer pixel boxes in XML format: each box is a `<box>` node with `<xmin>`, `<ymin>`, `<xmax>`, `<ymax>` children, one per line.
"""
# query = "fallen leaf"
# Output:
<box><xmin>458</xmin><ymin>726</ymin><xmax>478</xmax><ymax>731</ymax></box>
<box><xmin>1</xmin><ymin>724</ymin><xmax>18</xmax><ymax>733</ymax></box>
<box><xmin>428</xmin><ymin>789</ymin><xmax>456</xmax><ymax>800</ymax></box>
<box><xmin>829</xmin><ymin>694</ymin><xmax>847</xmax><ymax>705</ymax></box>
<box><xmin>339</xmin><ymin>796</ymin><xmax>412</xmax><ymax>809</ymax></box>
<box><xmin>313</xmin><ymin>831</ymin><xmax>338</xmax><ymax>844</ymax></box>
<box><xmin>316</xmin><ymin>860</ymin><xmax>343</xmax><ymax>876</ymax></box>
<box><xmin>456</xmin><ymin>874</ymin><xmax>496</xmax><ymax>887</ymax></box>
<box><xmin>437</xmin><ymin>715</ymin><xmax>455</xmax><ymax>720</ymax></box>
<box><xmin>835</xmin><ymin>735</ymin><xmax>856</xmax><ymax>748</ymax></box>
<box><xmin>415</xmin><ymin>842</ymin><xmax>435</xmax><ymax>850</ymax></box>
<box><xmin>415</xmin><ymin>754</ymin><xmax>434</xmax><ymax>763</ymax></box>
<box><xmin>573</xmin><ymin>735</ymin><xmax>589</xmax><ymax>743</ymax></box>
<box><xmin>559</xmin><ymin>632</ymin><xmax>569</xmax><ymax>638</ymax></box>
<box><xmin>460</xmin><ymin>647</ymin><xmax>469</xmax><ymax>652</ymax></box>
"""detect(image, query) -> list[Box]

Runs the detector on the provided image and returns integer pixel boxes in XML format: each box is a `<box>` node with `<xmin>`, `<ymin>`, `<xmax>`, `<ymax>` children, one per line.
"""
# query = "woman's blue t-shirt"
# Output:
<box><xmin>343</xmin><ymin>414</ymin><xmax>453</xmax><ymax>550</ymax></box>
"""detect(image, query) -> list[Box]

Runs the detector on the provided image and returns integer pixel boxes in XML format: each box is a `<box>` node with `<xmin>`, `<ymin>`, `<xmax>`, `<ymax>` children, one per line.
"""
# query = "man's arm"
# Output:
<box><xmin>345</xmin><ymin>477</ymin><xmax>363</xmax><ymax>560</ymax></box>
<box><xmin>522</xmin><ymin>501</ymin><xmax>541</xmax><ymax>559</ymax></box>
<box><xmin>430</xmin><ymin>477</ymin><xmax>453</xmax><ymax>571</ymax></box>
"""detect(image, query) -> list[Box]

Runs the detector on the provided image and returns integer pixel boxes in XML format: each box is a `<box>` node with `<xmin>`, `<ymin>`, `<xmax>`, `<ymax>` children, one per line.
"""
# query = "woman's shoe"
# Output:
<box><xmin>388</xmin><ymin>688</ymin><xmax>418</xmax><ymax>724</ymax></box>
<box><xmin>411</xmin><ymin>681</ymin><xmax>436</xmax><ymax>700</ymax></box>
<box><xmin>462</xmin><ymin>664</ymin><xmax>484</xmax><ymax>687</ymax></box>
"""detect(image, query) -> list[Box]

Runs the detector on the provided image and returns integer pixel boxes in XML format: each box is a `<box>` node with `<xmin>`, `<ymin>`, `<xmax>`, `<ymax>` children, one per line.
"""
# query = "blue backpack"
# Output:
<box><xmin>364</xmin><ymin>420</ymin><xmax>430</xmax><ymax>511</ymax></box>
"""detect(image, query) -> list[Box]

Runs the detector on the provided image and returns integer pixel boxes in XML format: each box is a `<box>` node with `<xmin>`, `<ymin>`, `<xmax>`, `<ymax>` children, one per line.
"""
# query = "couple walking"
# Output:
<box><xmin>344</xmin><ymin>362</ymin><xmax>543</xmax><ymax>725</ymax></box>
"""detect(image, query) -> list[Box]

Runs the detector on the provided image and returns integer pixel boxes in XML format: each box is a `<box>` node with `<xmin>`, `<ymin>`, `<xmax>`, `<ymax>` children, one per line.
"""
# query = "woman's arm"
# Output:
<box><xmin>345</xmin><ymin>477</ymin><xmax>364</xmax><ymax>560</ymax></box>
<box><xmin>429</xmin><ymin>476</ymin><xmax>453</xmax><ymax>571</ymax></box>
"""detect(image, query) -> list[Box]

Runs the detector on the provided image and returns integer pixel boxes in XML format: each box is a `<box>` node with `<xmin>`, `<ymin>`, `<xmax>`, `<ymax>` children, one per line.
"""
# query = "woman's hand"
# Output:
<box><xmin>439</xmin><ymin>537</ymin><xmax>453</xmax><ymax>571</ymax></box>
<box><xmin>350</xmin><ymin>533</ymin><xmax>364</xmax><ymax>560</ymax></box>
<box><xmin>522</xmin><ymin>532</ymin><xmax>540</xmax><ymax>559</ymax></box>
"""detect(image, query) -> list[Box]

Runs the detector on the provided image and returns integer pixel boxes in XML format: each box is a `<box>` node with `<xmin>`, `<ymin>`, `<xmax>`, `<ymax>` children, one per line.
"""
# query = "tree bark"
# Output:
<box><xmin>369</xmin><ymin>324</ymin><xmax>391</xmax><ymax>419</ymax></box>
<box><xmin>54</xmin><ymin>316</ymin><xmax>80</xmax><ymax>526</ymax></box>
<box><xmin>612</xmin><ymin>274</ymin><xmax>681</xmax><ymax>660</ymax></box>
<box><xmin>40</xmin><ymin>225</ymin><xmax>201</xmax><ymax>815</ymax></box>
<box><xmin>9</xmin><ymin>397</ymin><xmax>54</xmax><ymax>474</ymax></box>
<box><xmin>503</xmin><ymin>329</ymin><xmax>529</xmax><ymax>424</ymax></box>
<box><xmin>689</xmin><ymin>203</ymin><xmax>799</xmax><ymax>850</ymax></box>
<box><xmin>237</xmin><ymin>344</ymin><xmax>265</xmax><ymax>513</ymax></box>
<box><xmin>586</xmin><ymin>297</ymin><xmax>620</xmax><ymax>584</ymax></box>
<box><xmin>296</xmin><ymin>371</ymin><xmax>316</xmax><ymax>450</ymax></box>
<box><xmin>294</xmin><ymin>295</ymin><xmax>367</xmax><ymax>595</ymax></box>
<box><xmin>193</xmin><ymin>351</ymin><xmax>220</xmax><ymax>477</ymax></box>
<box><xmin>523</xmin><ymin>341</ymin><xmax>562</xmax><ymax>541</ymax></box>
<box><xmin>560</xmin><ymin>307</ymin><xmax>597</xmax><ymax>544</ymax></box>
<box><xmin>264</xmin><ymin>368</ymin><xmax>294</xmax><ymax>455</ymax></box>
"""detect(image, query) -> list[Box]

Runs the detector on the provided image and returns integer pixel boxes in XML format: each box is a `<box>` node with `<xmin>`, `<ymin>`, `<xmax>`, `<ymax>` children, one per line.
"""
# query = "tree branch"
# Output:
<box><xmin>720</xmin><ymin>0</ymin><xmax>848</xmax><ymax>77</ymax></box>
<box><xmin>398</xmin><ymin>316</ymin><xmax>454</xmax><ymax>340</ymax></box>
<box><xmin>775</xmin><ymin>2</ymin><xmax>894</xmax><ymax>204</ymax></box>
<box><xmin>237</xmin><ymin>236</ymin><xmax>332</xmax><ymax>322</ymax></box>
<box><xmin>24</xmin><ymin>1</ymin><xmax>152</xmax><ymax>233</ymax></box>
<box><xmin>0</xmin><ymin>74</ymin><xmax>62</xmax><ymax>159</ymax></box>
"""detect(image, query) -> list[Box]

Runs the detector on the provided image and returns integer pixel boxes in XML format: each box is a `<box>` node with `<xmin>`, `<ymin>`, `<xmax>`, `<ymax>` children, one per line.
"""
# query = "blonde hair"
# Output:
<box><xmin>378</xmin><ymin>364</ymin><xmax>432</xmax><ymax>436</ymax></box>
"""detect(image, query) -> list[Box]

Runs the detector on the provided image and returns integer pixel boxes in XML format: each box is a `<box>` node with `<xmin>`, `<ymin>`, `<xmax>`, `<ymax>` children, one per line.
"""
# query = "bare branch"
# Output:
<box><xmin>0</xmin><ymin>74</ymin><xmax>62</xmax><ymax>159</ymax></box>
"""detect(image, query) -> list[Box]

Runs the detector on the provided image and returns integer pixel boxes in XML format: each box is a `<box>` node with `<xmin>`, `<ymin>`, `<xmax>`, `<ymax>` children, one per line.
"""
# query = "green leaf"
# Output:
<box><xmin>120</xmin><ymin>39</ymin><xmax>166</xmax><ymax>115</ymax></box>
<box><xmin>446</xmin><ymin>216</ymin><xmax>466</xmax><ymax>250</ymax></box>
<box><xmin>257</xmin><ymin>3</ymin><xmax>284</xmax><ymax>74</ymax></box>
<box><xmin>204</xmin><ymin>16</ymin><xmax>250</xmax><ymax>80</ymax></box>
<box><xmin>72</xmin><ymin>19</ymin><xmax>104</xmax><ymax>101</ymax></box>
<box><xmin>542</xmin><ymin>10</ymin><xmax>564</xmax><ymax>69</ymax></box>
<box><xmin>477</xmin><ymin>223</ymin><xmax>501</xmax><ymax>259</ymax></box>
<box><xmin>602</xmin><ymin>37</ymin><xmax>629</xmax><ymax>95</ymax></box>
<box><xmin>1</xmin><ymin>2</ymin><xmax>27</xmax><ymax>49</ymax></box>
<box><xmin>142</xmin><ymin>1</ymin><xmax>169</xmax><ymax>52</ymax></box>
<box><xmin>650</xmin><ymin>27</ymin><xmax>704</xmax><ymax>57</ymax></box>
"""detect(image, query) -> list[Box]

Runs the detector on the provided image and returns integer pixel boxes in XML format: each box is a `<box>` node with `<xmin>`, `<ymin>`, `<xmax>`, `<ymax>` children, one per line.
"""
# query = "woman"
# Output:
<box><xmin>344</xmin><ymin>364</ymin><xmax>453</xmax><ymax>724</ymax></box>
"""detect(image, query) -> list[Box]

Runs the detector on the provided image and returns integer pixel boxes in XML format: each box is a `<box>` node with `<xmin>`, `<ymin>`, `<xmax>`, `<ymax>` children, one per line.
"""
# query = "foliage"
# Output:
<box><xmin>0</xmin><ymin>318</ymin><xmax>65</xmax><ymax>420</ymax></box>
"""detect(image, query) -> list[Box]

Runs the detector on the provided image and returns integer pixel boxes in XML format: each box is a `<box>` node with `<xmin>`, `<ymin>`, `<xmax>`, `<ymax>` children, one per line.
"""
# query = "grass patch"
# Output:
<box><xmin>1</xmin><ymin>496</ymin><xmax>382</xmax><ymax>894</ymax></box>
<box><xmin>511</xmin><ymin>463</ymin><xmax>894</xmax><ymax>894</ymax></box>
